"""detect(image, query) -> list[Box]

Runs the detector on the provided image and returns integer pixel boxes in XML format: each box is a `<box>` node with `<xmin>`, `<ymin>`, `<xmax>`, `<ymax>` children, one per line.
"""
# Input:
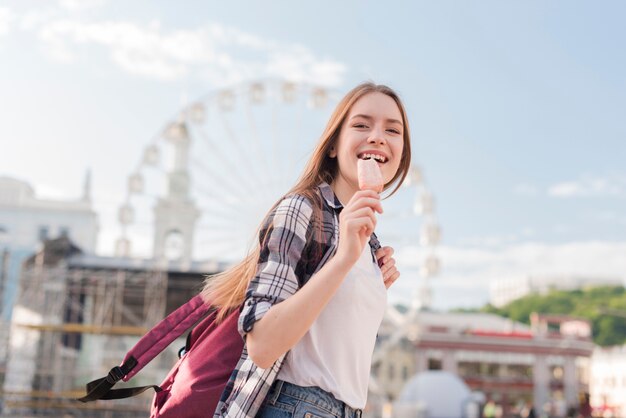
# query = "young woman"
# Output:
<box><xmin>203</xmin><ymin>82</ymin><xmax>412</xmax><ymax>418</ymax></box>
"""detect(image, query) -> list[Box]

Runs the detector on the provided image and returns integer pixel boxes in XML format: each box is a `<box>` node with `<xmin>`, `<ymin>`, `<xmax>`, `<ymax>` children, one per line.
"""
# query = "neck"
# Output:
<box><xmin>330</xmin><ymin>174</ymin><xmax>358</xmax><ymax>206</ymax></box>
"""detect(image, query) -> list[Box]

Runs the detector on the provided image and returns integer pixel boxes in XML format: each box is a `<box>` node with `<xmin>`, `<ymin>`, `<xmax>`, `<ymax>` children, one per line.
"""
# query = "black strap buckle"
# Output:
<box><xmin>106</xmin><ymin>366</ymin><xmax>125</xmax><ymax>384</ymax></box>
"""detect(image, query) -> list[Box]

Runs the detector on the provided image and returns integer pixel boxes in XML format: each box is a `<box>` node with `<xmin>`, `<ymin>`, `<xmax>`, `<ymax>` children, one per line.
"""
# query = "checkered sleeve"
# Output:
<box><xmin>238</xmin><ymin>194</ymin><xmax>313</xmax><ymax>336</ymax></box>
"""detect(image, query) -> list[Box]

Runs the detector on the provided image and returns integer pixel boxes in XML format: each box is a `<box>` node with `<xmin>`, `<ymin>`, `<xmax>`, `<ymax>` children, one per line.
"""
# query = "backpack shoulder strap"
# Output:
<box><xmin>77</xmin><ymin>294</ymin><xmax>212</xmax><ymax>402</ymax></box>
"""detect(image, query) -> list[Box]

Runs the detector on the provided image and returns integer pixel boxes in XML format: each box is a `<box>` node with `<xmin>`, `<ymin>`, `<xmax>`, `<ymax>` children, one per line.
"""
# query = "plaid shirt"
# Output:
<box><xmin>214</xmin><ymin>182</ymin><xmax>381</xmax><ymax>418</ymax></box>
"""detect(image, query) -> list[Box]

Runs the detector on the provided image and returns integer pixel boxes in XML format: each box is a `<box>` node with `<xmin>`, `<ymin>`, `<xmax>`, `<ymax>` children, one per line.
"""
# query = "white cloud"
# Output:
<box><xmin>389</xmin><ymin>241</ymin><xmax>626</xmax><ymax>308</ymax></box>
<box><xmin>456</xmin><ymin>234</ymin><xmax>520</xmax><ymax>248</ymax></box>
<box><xmin>548</xmin><ymin>174</ymin><xmax>626</xmax><ymax>198</ymax></box>
<box><xmin>20</xmin><ymin>9</ymin><xmax>59</xmax><ymax>31</ymax></box>
<box><xmin>31</xmin><ymin>16</ymin><xmax>346</xmax><ymax>85</ymax></box>
<box><xmin>0</xmin><ymin>7</ymin><xmax>16</xmax><ymax>37</ymax></box>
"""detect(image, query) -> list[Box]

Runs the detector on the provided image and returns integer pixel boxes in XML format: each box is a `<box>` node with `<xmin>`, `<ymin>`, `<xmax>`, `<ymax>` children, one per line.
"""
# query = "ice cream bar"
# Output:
<box><xmin>357</xmin><ymin>158</ymin><xmax>384</xmax><ymax>192</ymax></box>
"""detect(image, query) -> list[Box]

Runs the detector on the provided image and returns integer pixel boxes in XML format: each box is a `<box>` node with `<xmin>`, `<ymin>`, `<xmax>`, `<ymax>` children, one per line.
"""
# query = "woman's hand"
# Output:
<box><xmin>376</xmin><ymin>246</ymin><xmax>400</xmax><ymax>289</ymax></box>
<box><xmin>335</xmin><ymin>190</ymin><xmax>383</xmax><ymax>265</ymax></box>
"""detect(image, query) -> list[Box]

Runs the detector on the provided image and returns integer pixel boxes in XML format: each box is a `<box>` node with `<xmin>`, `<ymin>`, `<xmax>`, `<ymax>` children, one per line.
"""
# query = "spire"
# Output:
<box><xmin>82</xmin><ymin>169</ymin><xmax>92</xmax><ymax>202</ymax></box>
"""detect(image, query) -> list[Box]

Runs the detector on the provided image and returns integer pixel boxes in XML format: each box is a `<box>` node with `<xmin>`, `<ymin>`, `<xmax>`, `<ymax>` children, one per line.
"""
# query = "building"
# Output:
<box><xmin>0</xmin><ymin>175</ymin><xmax>99</xmax><ymax>413</ymax></box>
<box><xmin>590</xmin><ymin>344</ymin><xmax>626</xmax><ymax>417</ymax></box>
<box><xmin>490</xmin><ymin>275</ymin><xmax>624</xmax><ymax>308</ymax></box>
<box><xmin>371</xmin><ymin>310</ymin><xmax>595</xmax><ymax>417</ymax></box>
<box><xmin>0</xmin><ymin>175</ymin><xmax>98</xmax><ymax>320</ymax></box>
<box><xmin>3</xmin><ymin>237</ymin><xmax>225</xmax><ymax>417</ymax></box>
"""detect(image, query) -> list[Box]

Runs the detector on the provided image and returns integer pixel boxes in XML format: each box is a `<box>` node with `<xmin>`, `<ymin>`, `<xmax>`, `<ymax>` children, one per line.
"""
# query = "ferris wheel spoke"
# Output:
<box><xmin>191</xmin><ymin>197</ymin><xmax>251</xmax><ymax>220</ymax></box>
<box><xmin>195</xmin><ymin>229</ymin><xmax>246</xmax><ymax>242</ymax></box>
<box><xmin>190</xmin><ymin>160</ymin><xmax>248</xmax><ymax>201</ymax></box>
<box><xmin>192</xmin><ymin>180</ymin><xmax>271</xmax><ymax>221</ymax></box>
<box><xmin>191</xmin><ymin>128</ymin><xmax>260</xmax><ymax>197</ymax></box>
<box><xmin>221</xmin><ymin>107</ymin><xmax>275</xmax><ymax>202</ymax></box>
<box><xmin>196</xmin><ymin>223</ymin><xmax>241</xmax><ymax>230</ymax></box>
<box><xmin>290</xmin><ymin>93</ymin><xmax>306</xmax><ymax>179</ymax></box>
<box><xmin>195</xmin><ymin>223</ymin><xmax>247</xmax><ymax>237</ymax></box>
<box><xmin>189</xmin><ymin>155</ymin><xmax>256</xmax><ymax>199</ymax></box>
<box><xmin>245</xmin><ymin>100</ymin><xmax>276</xmax><ymax>196</ymax></box>
<box><xmin>195</xmin><ymin>235</ymin><xmax>251</xmax><ymax>259</ymax></box>
<box><xmin>193</xmin><ymin>197</ymin><xmax>251</xmax><ymax>219</ymax></box>
<box><xmin>217</xmin><ymin>108</ymin><xmax>272</xmax><ymax>197</ymax></box>
<box><xmin>270</xmin><ymin>93</ymin><xmax>283</xmax><ymax>188</ymax></box>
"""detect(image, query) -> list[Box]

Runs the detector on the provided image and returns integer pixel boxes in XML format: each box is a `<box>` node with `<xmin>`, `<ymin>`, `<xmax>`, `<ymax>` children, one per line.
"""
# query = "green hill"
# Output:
<box><xmin>480</xmin><ymin>285</ymin><xmax>626</xmax><ymax>347</ymax></box>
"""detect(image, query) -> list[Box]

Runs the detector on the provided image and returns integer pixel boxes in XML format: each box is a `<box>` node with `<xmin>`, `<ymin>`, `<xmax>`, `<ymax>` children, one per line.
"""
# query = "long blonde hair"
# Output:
<box><xmin>201</xmin><ymin>82</ymin><xmax>412</xmax><ymax>321</ymax></box>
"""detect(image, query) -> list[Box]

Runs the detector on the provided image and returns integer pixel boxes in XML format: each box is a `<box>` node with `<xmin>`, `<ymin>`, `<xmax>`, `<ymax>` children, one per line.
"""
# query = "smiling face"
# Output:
<box><xmin>329</xmin><ymin>91</ymin><xmax>405</xmax><ymax>203</ymax></box>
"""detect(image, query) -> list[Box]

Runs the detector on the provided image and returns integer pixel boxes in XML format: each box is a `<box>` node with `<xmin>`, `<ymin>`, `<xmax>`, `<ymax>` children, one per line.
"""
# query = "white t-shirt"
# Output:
<box><xmin>277</xmin><ymin>243</ymin><xmax>387</xmax><ymax>409</ymax></box>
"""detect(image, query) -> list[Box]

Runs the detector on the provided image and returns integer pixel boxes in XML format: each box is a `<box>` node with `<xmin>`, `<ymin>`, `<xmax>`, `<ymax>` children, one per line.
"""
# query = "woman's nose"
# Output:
<box><xmin>367</xmin><ymin>129</ymin><xmax>387</xmax><ymax>145</ymax></box>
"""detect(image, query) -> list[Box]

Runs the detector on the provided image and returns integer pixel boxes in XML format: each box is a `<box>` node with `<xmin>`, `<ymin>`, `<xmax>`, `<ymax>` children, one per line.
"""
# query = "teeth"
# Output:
<box><xmin>360</xmin><ymin>153</ymin><xmax>386</xmax><ymax>163</ymax></box>
<box><xmin>372</xmin><ymin>154</ymin><xmax>385</xmax><ymax>162</ymax></box>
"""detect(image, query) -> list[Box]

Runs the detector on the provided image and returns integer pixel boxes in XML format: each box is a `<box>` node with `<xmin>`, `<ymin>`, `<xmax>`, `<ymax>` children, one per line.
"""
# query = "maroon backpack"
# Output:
<box><xmin>78</xmin><ymin>295</ymin><xmax>244</xmax><ymax>417</ymax></box>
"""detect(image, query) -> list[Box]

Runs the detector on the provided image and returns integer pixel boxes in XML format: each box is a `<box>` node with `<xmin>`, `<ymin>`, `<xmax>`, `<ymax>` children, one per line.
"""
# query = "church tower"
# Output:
<box><xmin>153</xmin><ymin>121</ymin><xmax>200</xmax><ymax>266</ymax></box>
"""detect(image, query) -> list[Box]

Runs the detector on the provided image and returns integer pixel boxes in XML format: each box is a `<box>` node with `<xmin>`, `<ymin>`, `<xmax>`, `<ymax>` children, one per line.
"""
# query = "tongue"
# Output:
<box><xmin>358</xmin><ymin>158</ymin><xmax>384</xmax><ymax>192</ymax></box>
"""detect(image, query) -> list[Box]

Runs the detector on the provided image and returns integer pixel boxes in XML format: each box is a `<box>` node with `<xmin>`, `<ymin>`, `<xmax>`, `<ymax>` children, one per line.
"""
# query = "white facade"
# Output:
<box><xmin>490</xmin><ymin>275</ymin><xmax>624</xmax><ymax>307</ymax></box>
<box><xmin>590</xmin><ymin>345</ymin><xmax>626</xmax><ymax>417</ymax></box>
<box><xmin>0</xmin><ymin>175</ymin><xmax>98</xmax><ymax>319</ymax></box>
<box><xmin>0</xmin><ymin>176</ymin><xmax>98</xmax><ymax>252</ymax></box>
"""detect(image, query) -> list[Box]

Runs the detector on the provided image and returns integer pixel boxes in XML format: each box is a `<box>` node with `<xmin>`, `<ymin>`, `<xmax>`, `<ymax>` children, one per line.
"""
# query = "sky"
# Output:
<box><xmin>1</xmin><ymin>0</ymin><xmax>625</xmax><ymax>310</ymax></box>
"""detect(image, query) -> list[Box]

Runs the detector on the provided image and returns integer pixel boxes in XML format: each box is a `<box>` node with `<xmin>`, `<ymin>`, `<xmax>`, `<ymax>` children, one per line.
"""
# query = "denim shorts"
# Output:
<box><xmin>257</xmin><ymin>380</ymin><xmax>363</xmax><ymax>418</ymax></box>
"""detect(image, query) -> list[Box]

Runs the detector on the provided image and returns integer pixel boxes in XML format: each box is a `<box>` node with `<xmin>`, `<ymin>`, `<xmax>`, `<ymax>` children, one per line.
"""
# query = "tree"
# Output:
<box><xmin>479</xmin><ymin>286</ymin><xmax>626</xmax><ymax>347</ymax></box>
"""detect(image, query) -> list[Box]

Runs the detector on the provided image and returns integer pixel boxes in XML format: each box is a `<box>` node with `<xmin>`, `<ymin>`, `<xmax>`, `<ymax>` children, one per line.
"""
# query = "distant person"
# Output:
<box><xmin>519</xmin><ymin>402</ymin><xmax>536</xmax><ymax>418</ymax></box>
<box><xmin>578</xmin><ymin>393</ymin><xmax>592</xmax><ymax>418</ymax></box>
<box><xmin>567</xmin><ymin>404</ymin><xmax>578</xmax><ymax>418</ymax></box>
<box><xmin>203</xmin><ymin>82</ymin><xmax>412</xmax><ymax>418</ymax></box>
<box><xmin>484</xmin><ymin>400</ymin><xmax>497</xmax><ymax>418</ymax></box>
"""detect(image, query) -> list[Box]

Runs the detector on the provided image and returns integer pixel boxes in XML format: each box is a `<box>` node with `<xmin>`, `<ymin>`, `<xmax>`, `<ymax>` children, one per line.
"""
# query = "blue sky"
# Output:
<box><xmin>1</xmin><ymin>0</ymin><xmax>625</xmax><ymax>309</ymax></box>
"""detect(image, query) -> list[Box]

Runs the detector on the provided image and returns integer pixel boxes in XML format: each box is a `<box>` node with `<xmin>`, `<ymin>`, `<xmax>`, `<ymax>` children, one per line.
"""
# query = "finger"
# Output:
<box><xmin>384</xmin><ymin>271</ymin><xmax>400</xmax><ymax>289</ymax></box>
<box><xmin>381</xmin><ymin>258</ymin><xmax>396</xmax><ymax>274</ymax></box>
<box><xmin>349</xmin><ymin>199</ymin><xmax>383</xmax><ymax>215</ymax></box>
<box><xmin>347</xmin><ymin>218</ymin><xmax>375</xmax><ymax>236</ymax></box>
<box><xmin>375</xmin><ymin>248</ymin><xmax>384</xmax><ymax>260</ymax></box>
<box><xmin>376</xmin><ymin>249</ymin><xmax>386</xmax><ymax>267</ymax></box>
<box><xmin>345</xmin><ymin>213</ymin><xmax>377</xmax><ymax>234</ymax></box>
<box><xmin>351</xmin><ymin>189</ymin><xmax>381</xmax><ymax>200</ymax></box>
<box><xmin>384</xmin><ymin>266</ymin><xmax>399</xmax><ymax>281</ymax></box>
<box><xmin>383</xmin><ymin>265</ymin><xmax>397</xmax><ymax>282</ymax></box>
<box><xmin>346</xmin><ymin>195</ymin><xmax>383</xmax><ymax>214</ymax></box>
<box><xmin>343</xmin><ymin>207</ymin><xmax>376</xmax><ymax>221</ymax></box>
<box><xmin>380</xmin><ymin>246</ymin><xmax>394</xmax><ymax>264</ymax></box>
<box><xmin>377</xmin><ymin>247</ymin><xmax>393</xmax><ymax>267</ymax></box>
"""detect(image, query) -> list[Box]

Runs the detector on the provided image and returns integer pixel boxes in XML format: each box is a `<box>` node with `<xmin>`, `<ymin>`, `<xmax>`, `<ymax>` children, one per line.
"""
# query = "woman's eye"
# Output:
<box><xmin>387</xmin><ymin>129</ymin><xmax>401</xmax><ymax>134</ymax></box>
<box><xmin>354</xmin><ymin>124</ymin><xmax>368</xmax><ymax>129</ymax></box>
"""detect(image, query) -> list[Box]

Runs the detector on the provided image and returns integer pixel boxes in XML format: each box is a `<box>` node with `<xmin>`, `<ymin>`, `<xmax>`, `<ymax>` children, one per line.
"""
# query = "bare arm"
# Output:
<box><xmin>246</xmin><ymin>255</ymin><xmax>351</xmax><ymax>368</ymax></box>
<box><xmin>246</xmin><ymin>190</ymin><xmax>382</xmax><ymax>369</ymax></box>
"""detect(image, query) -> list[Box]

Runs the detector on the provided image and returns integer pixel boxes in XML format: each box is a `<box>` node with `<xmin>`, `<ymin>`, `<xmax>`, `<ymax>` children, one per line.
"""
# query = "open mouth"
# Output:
<box><xmin>357</xmin><ymin>153</ymin><xmax>387</xmax><ymax>163</ymax></box>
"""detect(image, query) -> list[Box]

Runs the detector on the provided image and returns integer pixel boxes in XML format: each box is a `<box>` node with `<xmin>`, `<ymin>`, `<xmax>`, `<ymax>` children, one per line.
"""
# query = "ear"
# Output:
<box><xmin>328</xmin><ymin>146</ymin><xmax>337</xmax><ymax>158</ymax></box>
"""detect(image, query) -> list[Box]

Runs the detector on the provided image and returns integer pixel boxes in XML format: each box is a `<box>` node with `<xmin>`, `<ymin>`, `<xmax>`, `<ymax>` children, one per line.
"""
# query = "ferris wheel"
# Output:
<box><xmin>113</xmin><ymin>79</ymin><xmax>441</xmax><ymax>304</ymax></box>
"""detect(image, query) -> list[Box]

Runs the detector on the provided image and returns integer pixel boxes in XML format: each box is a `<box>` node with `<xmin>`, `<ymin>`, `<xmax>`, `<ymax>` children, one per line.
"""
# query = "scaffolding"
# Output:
<box><xmin>1</xmin><ymin>238</ymin><xmax>213</xmax><ymax>417</ymax></box>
